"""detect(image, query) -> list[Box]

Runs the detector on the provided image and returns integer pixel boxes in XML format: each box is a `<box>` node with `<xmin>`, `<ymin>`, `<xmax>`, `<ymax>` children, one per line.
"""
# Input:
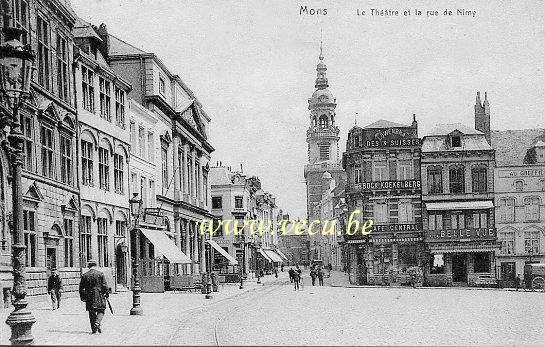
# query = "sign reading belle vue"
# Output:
<box><xmin>361</xmin><ymin>180</ymin><xmax>421</xmax><ymax>190</ymax></box>
<box><xmin>426</xmin><ymin>228</ymin><xmax>496</xmax><ymax>242</ymax></box>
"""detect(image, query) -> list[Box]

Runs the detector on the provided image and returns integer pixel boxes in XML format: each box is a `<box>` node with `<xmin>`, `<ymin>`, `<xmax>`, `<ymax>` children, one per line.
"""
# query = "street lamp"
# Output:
<box><xmin>1</xmin><ymin>8</ymin><xmax>37</xmax><ymax>345</ymax></box>
<box><xmin>379</xmin><ymin>244</ymin><xmax>385</xmax><ymax>286</ymax></box>
<box><xmin>204</xmin><ymin>234</ymin><xmax>212</xmax><ymax>299</ymax></box>
<box><xmin>129</xmin><ymin>192</ymin><xmax>143</xmax><ymax>315</ymax></box>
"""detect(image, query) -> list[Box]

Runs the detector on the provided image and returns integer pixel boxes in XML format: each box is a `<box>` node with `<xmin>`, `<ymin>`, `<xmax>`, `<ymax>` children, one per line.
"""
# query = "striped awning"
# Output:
<box><xmin>428</xmin><ymin>242</ymin><xmax>500</xmax><ymax>254</ymax></box>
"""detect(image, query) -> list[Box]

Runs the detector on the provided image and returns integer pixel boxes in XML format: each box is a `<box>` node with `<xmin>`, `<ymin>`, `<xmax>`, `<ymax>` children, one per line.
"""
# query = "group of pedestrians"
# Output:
<box><xmin>310</xmin><ymin>266</ymin><xmax>324</xmax><ymax>286</ymax></box>
<box><xmin>288</xmin><ymin>265</ymin><xmax>303</xmax><ymax>290</ymax></box>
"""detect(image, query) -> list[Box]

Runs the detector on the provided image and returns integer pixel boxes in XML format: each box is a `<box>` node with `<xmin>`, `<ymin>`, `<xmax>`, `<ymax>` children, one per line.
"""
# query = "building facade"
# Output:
<box><xmin>304</xmin><ymin>44</ymin><xmax>344</xmax><ymax>222</ymax></box>
<box><xmin>492</xmin><ymin>128</ymin><xmax>545</xmax><ymax>287</ymax></box>
<box><xmin>73</xmin><ymin>20</ymin><xmax>132</xmax><ymax>290</ymax></box>
<box><xmin>1</xmin><ymin>0</ymin><xmax>81</xmax><ymax>306</ymax></box>
<box><xmin>422</xmin><ymin>92</ymin><xmax>498</xmax><ymax>286</ymax></box>
<box><xmin>343</xmin><ymin>118</ymin><xmax>423</xmax><ymax>285</ymax></box>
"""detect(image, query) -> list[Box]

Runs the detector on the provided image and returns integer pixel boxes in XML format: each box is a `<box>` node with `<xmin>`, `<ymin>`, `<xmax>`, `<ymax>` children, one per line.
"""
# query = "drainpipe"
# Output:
<box><xmin>73</xmin><ymin>50</ymin><xmax>83</xmax><ymax>277</ymax></box>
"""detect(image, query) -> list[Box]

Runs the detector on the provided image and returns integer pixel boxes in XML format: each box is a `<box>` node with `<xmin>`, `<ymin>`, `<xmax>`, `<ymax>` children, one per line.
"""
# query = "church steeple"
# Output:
<box><xmin>315</xmin><ymin>41</ymin><xmax>329</xmax><ymax>89</ymax></box>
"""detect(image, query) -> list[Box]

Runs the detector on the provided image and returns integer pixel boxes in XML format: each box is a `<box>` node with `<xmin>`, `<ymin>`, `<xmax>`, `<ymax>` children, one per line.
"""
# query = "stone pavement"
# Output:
<box><xmin>0</xmin><ymin>273</ymin><xmax>285</xmax><ymax>346</ymax></box>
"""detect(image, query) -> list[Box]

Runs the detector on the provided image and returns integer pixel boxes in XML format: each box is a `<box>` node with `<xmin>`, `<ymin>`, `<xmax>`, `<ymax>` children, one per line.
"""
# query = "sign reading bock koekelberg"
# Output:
<box><xmin>361</xmin><ymin>180</ymin><xmax>421</xmax><ymax>190</ymax></box>
<box><xmin>426</xmin><ymin>228</ymin><xmax>496</xmax><ymax>242</ymax></box>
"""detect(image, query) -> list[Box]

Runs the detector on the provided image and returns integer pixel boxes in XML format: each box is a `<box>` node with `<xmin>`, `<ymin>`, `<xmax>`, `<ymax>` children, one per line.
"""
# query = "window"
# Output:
<box><xmin>40</xmin><ymin>125</ymin><xmax>54</xmax><ymax>178</ymax></box>
<box><xmin>427</xmin><ymin>166</ymin><xmax>443</xmax><ymax>194</ymax></box>
<box><xmin>235</xmin><ymin>196</ymin><xmax>243</xmax><ymax>209</ymax></box>
<box><xmin>129</xmin><ymin>121</ymin><xmax>136</xmax><ymax>153</ymax></box>
<box><xmin>472</xmin><ymin>165</ymin><xmax>487</xmax><ymax>193</ymax></box>
<box><xmin>97</xmin><ymin>218</ymin><xmax>108</xmax><ymax>267</ymax></box>
<box><xmin>159</xmin><ymin>77</ymin><xmax>166</xmax><ymax>95</ymax></box>
<box><xmin>98</xmin><ymin>147</ymin><xmax>110</xmax><ymax>190</ymax></box>
<box><xmin>212</xmin><ymin>196</ymin><xmax>222</xmax><ymax>209</ymax></box>
<box><xmin>114</xmin><ymin>153</ymin><xmax>124</xmax><ymax>194</ymax></box>
<box><xmin>515</xmin><ymin>180</ymin><xmax>524</xmax><ymax>192</ymax></box>
<box><xmin>450</xmin><ymin>213</ymin><xmax>465</xmax><ymax>229</ymax></box>
<box><xmin>138</xmin><ymin>127</ymin><xmax>146</xmax><ymax>158</ymax></box>
<box><xmin>147</xmin><ymin>132</ymin><xmax>154</xmax><ymax>162</ymax></box>
<box><xmin>398</xmin><ymin>201</ymin><xmax>414</xmax><ymax>223</ymax></box>
<box><xmin>60</xmin><ymin>134</ymin><xmax>72</xmax><ymax>185</ymax></box>
<box><xmin>115</xmin><ymin>87</ymin><xmax>125</xmax><ymax>128</ymax></box>
<box><xmin>450</xmin><ymin>136</ymin><xmax>461</xmax><ymax>147</ymax></box>
<box><xmin>149</xmin><ymin>180</ymin><xmax>155</xmax><ymax>207</ymax></box>
<box><xmin>161</xmin><ymin>146</ymin><xmax>169</xmax><ymax>192</ymax></box>
<box><xmin>374</xmin><ymin>202</ymin><xmax>388</xmax><ymax>224</ymax></box>
<box><xmin>195</xmin><ymin>159</ymin><xmax>200</xmax><ymax>199</ymax></box>
<box><xmin>428</xmin><ymin>213</ymin><xmax>443</xmax><ymax>231</ymax></box>
<box><xmin>524</xmin><ymin>197</ymin><xmax>540</xmax><ymax>221</ymax></box>
<box><xmin>99</xmin><ymin>77</ymin><xmax>111</xmax><ymax>121</ymax></box>
<box><xmin>64</xmin><ymin>218</ymin><xmax>74</xmax><ymax>267</ymax></box>
<box><xmin>13</xmin><ymin>0</ymin><xmax>29</xmax><ymax>44</ymax></box>
<box><xmin>449</xmin><ymin>165</ymin><xmax>465</xmax><ymax>193</ymax></box>
<box><xmin>373</xmin><ymin>161</ymin><xmax>387</xmax><ymax>181</ymax></box>
<box><xmin>23</xmin><ymin>210</ymin><xmax>36</xmax><ymax>267</ymax></box>
<box><xmin>540</xmin><ymin>179</ymin><xmax>545</xmax><ymax>192</ymax></box>
<box><xmin>354</xmin><ymin>165</ymin><xmax>362</xmax><ymax>184</ymax></box>
<box><xmin>81</xmin><ymin>215</ymin><xmax>92</xmax><ymax>264</ymax></box>
<box><xmin>472</xmin><ymin>212</ymin><xmax>488</xmax><ymax>228</ymax></box>
<box><xmin>499</xmin><ymin>232</ymin><xmax>515</xmax><ymax>255</ymax></box>
<box><xmin>20</xmin><ymin>113</ymin><xmax>34</xmax><ymax>171</ymax></box>
<box><xmin>473</xmin><ymin>253</ymin><xmax>490</xmax><ymax>273</ymax></box>
<box><xmin>498</xmin><ymin>198</ymin><xmax>515</xmax><ymax>223</ymax></box>
<box><xmin>319</xmin><ymin>144</ymin><xmax>329</xmax><ymax>161</ymax></box>
<box><xmin>140</xmin><ymin>176</ymin><xmax>147</xmax><ymax>208</ymax></box>
<box><xmin>81</xmin><ymin>140</ymin><xmax>93</xmax><ymax>186</ymax></box>
<box><xmin>319</xmin><ymin>115</ymin><xmax>329</xmax><ymax>128</ymax></box>
<box><xmin>524</xmin><ymin>231</ymin><xmax>539</xmax><ymax>254</ymax></box>
<box><xmin>130</xmin><ymin>172</ymin><xmax>137</xmax><ymax>195</ymax></box>
<box><xmin>186</xmin><ymin>152</ymin><xmax>192</xmax><ymax>196</ymax></box>
<box><xmin>37</xmin><ymin>15</ymin><xmax>50</xmax><ymax>89</ymax></box>
<box><xmin>82</xmin><ymin>66</ymin><xmax>94</xmax><ymax>112</ymax></box>
<box><xmin>56</xmin><ymin>33</ymin><xmax>69</xmax><ymax>102</ymax></box>
<box><xmin>203</xmin><ymin>172</ymin><xmax>208</xmax><ymax>206</ymax></box>
<box><xmin>116</xmin><ymin>220</ymin><xmax>126</xmax><ymax>237</ymax></box>
<box><xmin>398</xmin><ymin>160</ymin><xmax>413</xmax><ymax>180</ymax></box>
<box><xmin>354</xmin><ymin>135</ymin><xmax>360</xmax><ymax>148</ymax></box>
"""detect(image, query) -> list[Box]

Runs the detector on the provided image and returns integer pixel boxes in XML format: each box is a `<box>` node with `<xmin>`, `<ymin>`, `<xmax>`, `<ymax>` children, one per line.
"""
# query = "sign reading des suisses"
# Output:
<box><xmin>363</xmin><ymin>127</ymin><xmax>421</xmax><ymax>148</ymax></box>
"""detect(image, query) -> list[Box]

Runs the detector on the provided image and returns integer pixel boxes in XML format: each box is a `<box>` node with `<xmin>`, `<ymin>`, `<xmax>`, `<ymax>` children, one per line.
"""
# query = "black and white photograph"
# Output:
<box><xmin>0</xmin><ymin>0</ymin><xmax>544</xmax><ymax>345</ymax></box>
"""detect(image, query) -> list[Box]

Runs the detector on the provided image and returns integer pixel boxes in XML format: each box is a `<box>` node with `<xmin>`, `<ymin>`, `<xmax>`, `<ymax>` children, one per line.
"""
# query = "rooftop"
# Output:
<box><xmin>491</xmin><ymin>128</ymin><xmax>545</xmax><ymax>166</ymax></box>
<box><xmin>363</xmin><ymin>119</ymin><xmax>410</xmax><ymax>129</ymax></box>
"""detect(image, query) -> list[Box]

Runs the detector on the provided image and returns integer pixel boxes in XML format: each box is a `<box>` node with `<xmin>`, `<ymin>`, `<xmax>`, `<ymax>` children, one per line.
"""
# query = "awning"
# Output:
<box><xmin>425</xmin><ymin>200</ymin><xmax>494</xmax><ymax>211</ymax></box>
<box><xmin>428</xmin><ymin>242</ymin><xmax>500</xmax><ymax>254</ymax></box>
<box><xmin>275</xmin><ymin>249</ymin><xmax>289</xmax><ymax>261</ymax></box>
<box><xmin>207</xmin><ymin>239</ymin><xmax>238</xmax><ymax>265</ymax></box>
<box><xmin>258</xmin><ymin>248</ymin><xmax>273</xmax><ymax>263</ymax></box>
<box><xmin>264</xmin><ymin>249</ymin><xmax>283</xmax><ymax>263</ymax></box>
<box><xmin>139</xmin><ymin>228</ymin><xmax>192</xmax><ymax>264</ymax></box>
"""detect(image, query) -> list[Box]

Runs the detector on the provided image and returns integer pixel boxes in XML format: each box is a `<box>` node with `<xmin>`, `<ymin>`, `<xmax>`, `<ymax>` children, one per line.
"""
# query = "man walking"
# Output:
<box><xmin>47</xmin><ymin>269</ymin><xmax>62</xmax><ymax>310</ymax></box>
<box><xmin>293</xmin><ymin>268</ymin><xmax>300</xmax><ymax>291</ymax></box>
<box><xmin>79</xmin><ymin>259</ymin><xmax>110</xmax><ymax>334</ymax></box>
<box><xmin>515</xmin><ymin>274</ymin><xmax>521</xmax><ymax>291</ymax></box>
<box><xmin>317</xmin><ymin>267</ymin><xmax>324</xmax><ymax>286</ymax></box>
<box><xmin>310</xmin><ymin>266</ymin><xmax>317</xmax><ymax>286</ymax></box>
<box><xmin>288</xmin><ymin>267</ymin><xmax>294</xmax><ymax>283</ymax></box>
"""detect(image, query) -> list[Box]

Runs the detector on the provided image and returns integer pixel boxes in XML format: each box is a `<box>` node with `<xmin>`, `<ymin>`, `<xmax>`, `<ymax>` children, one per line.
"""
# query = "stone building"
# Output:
<box><xmin>492</xmin><ymin>128</ymin><xmax>545</xmax><ymax>287</ymax></box>
<box><xmin>73</xmin><ymin>19</ymin><xmax>132</xmax><ymax>290</ymax></box>
<box><xmin>105</xmin><ymin>30</ymin><xmax>214</xmax><ymax>291</ymax></box>
<box><xmin>304</xmin><ymin>43</ymin><xmax>344</xmax><ymax>222</ymax></box>
<box><xmin>421</xmin><ymin>92</ymin><xmax>498</xmax><ymax>286</ymax></box>
<box><xmin>0</xmin><ymin>0</ymin><xmax>81</xmax><ymax>306</ymax></box>
<box><xmin>277</xmin><ymin>220</ymin><xmax>309</xmax><ymax>266</ymax></box>
<box><xmin>343</xmin><ymin>117</ymin><xmax>423</xmax><ymax>285</ymax></box>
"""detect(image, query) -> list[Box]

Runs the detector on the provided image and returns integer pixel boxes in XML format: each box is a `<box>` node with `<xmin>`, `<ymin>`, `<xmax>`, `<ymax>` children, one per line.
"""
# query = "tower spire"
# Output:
<box><xmin>315</xmin><ymin>40</ymin><xmax>328</xmax><ymax>89</ymax></box>
<box><xmin>355</xmin><ymin>112</ymin><xmax>358</xmax><ymax>127</ymax></box>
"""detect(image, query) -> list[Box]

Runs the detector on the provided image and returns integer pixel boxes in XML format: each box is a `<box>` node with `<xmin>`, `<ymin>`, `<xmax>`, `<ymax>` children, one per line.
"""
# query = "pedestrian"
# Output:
<box><xmin>293</xmin><ymin>269</ymin><xmax>300</xmax><ymax>291</ymax></box>
<box><xmin>515</xmin><ymin>274</ymin><xmax>521</xmax><ymax>291</ymax></box>
<box><xmin>79</xmin><ymin>259</ymin><xmax>110</xmax><ymax>334</ymax></box>
<box><xmin>310</xmin><ymin>267</ymin><xmax>317</xmax><ymax>286</ymax></box>
<box><xmin>281</xmin><ymin>264</ymin><xmax>284</xmax><ymax>272</ymax></box>
<box><xmin>295</xmin><ymin>265</ymin><xmax>302</xmax><ymax>290</ymax></box>
<box><xmin>328</xmin><ymin>263</ymin><xmax>332</xmax><ymax>271</ymax></box>
<box><xmin>318</xmin><ymin>267</ymin><xmax>324</xmax><ymax>286</ymax></box>
<box><xmin>288</xmin><ymin>268</ymin><xmax>294</xmax><ymax>283</ymax></box>
<box><xmin>274</xmin><ymin>267</ymin><xmax>278</xmax><ymax>278</ymax></box>
<box><xmin>47</xmin><ymin>269</ymin><xmax>62</xmax><ymax>310</ymax></box>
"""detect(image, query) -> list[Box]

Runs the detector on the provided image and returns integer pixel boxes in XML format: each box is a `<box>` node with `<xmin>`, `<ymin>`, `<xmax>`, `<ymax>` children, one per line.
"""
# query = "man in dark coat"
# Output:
<box><xmin>317</xmin><ymin>267</ymin><xmax>324</xmax><ymax>286</ymax></box>
<box><xmin>288</xmin><ymin>268</ymin><xmax>294</xmax><ymax>283</ymax></box>
<box><xmin>310</xmin><ymin>266</ymin><xmax>317</xmax><ymax>286</ymax></box>
<box><xmin>47</xmin><ymin>269</ymin><xmax>62</xmax><ymax>310</ymax></box>
<box><xmin>79</xmin><ymin>259</ymin><xmax>110</xmax><ymax>334</ymax></box>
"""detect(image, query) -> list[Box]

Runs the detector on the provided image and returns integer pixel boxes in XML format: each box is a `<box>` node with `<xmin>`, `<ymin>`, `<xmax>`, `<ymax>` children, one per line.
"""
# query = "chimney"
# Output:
<box><xmin>474</xmin><ymin>91</ymin><xmax>491</xmax><ymax>144</ymax></box>
<box><xmin>240</xmin><ymin>163</ymin><xmax>243</xmax><ymax>172</ymax></box>
<box><xmin>96</xmin><ymin>23</ymin><xmax>110</xmax><ymax>59</ymax></box>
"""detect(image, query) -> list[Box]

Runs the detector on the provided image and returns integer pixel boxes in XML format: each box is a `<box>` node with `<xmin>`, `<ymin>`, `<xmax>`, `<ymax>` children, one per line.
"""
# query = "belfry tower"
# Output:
<box><xmin>304</xmin><ymin>42</ymin><xmax>344</xmax><ymax>220</ymax></box>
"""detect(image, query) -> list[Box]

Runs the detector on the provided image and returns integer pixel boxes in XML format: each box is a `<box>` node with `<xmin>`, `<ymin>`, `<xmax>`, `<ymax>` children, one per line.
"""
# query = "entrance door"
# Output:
<box><xmin>46</xmin><ymin>248</ymin><xmax>57</xmax><ymax>270</ymax></box>
<box><xmin>116</xmin><ymin>246</ymin><xmax>127</xmax><ymax>287</ymax></box>
<box><xmin>140</xmin><ymin>259</ymin><xmax>165</xmax><ymax>292</ymax></box>
<box><xmin>451</xmin><ymin>254</ymin><xmax>467</xmax><ymax>283</ymax></box>
<box><xmin>501</xmin><ymin>262</ymin><xmax>516</xmax><ymax>287</ymax></box>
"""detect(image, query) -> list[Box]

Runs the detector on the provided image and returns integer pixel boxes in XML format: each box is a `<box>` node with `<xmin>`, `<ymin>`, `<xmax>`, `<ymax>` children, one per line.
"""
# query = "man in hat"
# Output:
<box><xmin>47</xmin><ymin>269</ymin><xmax>62</xmax><ymax>310</ymax></box>
<box><xmin>79</xmin><ymin>259</ymin><xmax>110</xmax><ymax>334</ymax></box>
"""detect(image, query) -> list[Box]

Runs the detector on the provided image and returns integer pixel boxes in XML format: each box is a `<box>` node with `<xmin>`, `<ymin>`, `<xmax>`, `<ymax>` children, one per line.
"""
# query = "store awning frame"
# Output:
<box><xmin>263</xmin><ymin>249</ymin><xmax>283</xmax><ymax>263</ymax></box>
<box><xmin>258</xmin><ymin>248</ymin><xmax>273</xmax><ymax>263</ymax></box>
<box><xmin>139</xmin><ymin>227</ymin><xmax>192</xmax><ymax>264</ymax></box>
<box><xmin>274</xmin><ymin>249</ymin><xmax>289</xmax><ymax>261</ymax></box>
<box><xmin>428</xmin><ymin>242</ymin><xmax>500</xmax><ymax>254</ymax></box>
<box><xmin>207</xmin><ymin>239</ymin><xmax>238</xmax><ymax>265</ymax></box>
<box><xmin>425</xmin><ymin>201</ymin><xmax>494</xmax><ymax>211</ymax></box>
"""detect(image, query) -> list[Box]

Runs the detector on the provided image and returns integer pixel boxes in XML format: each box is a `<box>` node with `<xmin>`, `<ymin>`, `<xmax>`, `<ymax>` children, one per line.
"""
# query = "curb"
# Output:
<box><xmin>328</xmin><ymin>283</ymin><xmax>542</xmax><ymax>292</ymax></box>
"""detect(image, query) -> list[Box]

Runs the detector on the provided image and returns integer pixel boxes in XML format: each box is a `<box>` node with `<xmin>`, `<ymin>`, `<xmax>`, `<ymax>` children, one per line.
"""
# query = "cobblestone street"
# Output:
<box><xmin>2</xmin><ymin>271</ymin><xmax>544</xmax><ymax>345</ymax></box>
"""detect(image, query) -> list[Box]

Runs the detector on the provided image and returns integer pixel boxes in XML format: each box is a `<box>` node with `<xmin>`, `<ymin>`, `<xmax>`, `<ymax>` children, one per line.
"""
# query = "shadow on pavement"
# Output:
<box><xmin>47</xmin><ymin>329</ymin><xmax>90</xmax><ymax>335</ymax></box>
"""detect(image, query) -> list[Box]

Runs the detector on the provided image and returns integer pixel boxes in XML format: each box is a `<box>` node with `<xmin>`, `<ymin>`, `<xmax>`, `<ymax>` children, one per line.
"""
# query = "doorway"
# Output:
<box><xmin>451</xmin><ymin>254</ymin><xmax>467</xmax><ymax>283</ymax></box>
<box><xmin>500</xmin><ymin>262</ymin><xmax>516</xmax><ymax>287</ymax></box>
<box><xmin>116</xmin><ymin>245</ymin><xmax>127</xmax><ymax>287</ymax></box>
<box><xmin>46</xmin><ymin>248</ymin><xmax>57</xmax><ymax>270</ymax></box>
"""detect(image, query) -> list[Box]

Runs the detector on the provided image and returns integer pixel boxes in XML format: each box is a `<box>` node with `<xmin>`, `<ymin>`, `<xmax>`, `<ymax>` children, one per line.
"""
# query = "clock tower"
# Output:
<box><xmin>304</xmin><ymin>43</ymin><xmax>344</xmax><ymax>220</ymax></box>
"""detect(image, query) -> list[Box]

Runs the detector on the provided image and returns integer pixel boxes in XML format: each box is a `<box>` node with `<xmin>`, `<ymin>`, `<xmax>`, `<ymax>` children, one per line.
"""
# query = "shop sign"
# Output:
<box><xmin>363</xmin><ymin>127</ymin><xmax>421</xmax><ymax>148</ymax></box>
<box><xmin>361</xmin><ymin>180</ymin><xmax>421</xmax><ymax>191</ymax></box>
<box><xmin>373</xmin><ymin>224</ymin><xmax>421</xmax><ymax>232</ymax></box>
<box><xmin>425</xmin><ymin>228</ymin><xmax>496</xmax><ymax>242</ymax></box>
<box><xmin>498</xmin><ymin>168</ymin><xmax>545</xmax><ymax>178</ymax></box>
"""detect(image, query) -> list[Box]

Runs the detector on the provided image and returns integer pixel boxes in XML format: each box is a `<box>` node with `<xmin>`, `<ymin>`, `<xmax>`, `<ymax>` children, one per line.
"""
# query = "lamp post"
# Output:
<box><xmin>204</xmin><ymin>234</ymin><xmax>212</xmax><ymax>299</ymax></box>
<box><xmin>129</xmin><ymin>193</ymin><xmax>143</xmax><ymax>315</ymax></box>
<box><xmin>1</xmin><ymin>6</ymin><xmax>36</xmax><ymax>344</ymax></box>
<box><xmin>380</xmin><ymin>244</ymin><xmax>385</xmax><ymax>286</ymax></box>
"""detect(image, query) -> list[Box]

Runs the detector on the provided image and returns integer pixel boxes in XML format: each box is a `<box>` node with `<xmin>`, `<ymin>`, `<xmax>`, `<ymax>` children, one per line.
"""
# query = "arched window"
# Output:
<box><xmin>471</xmin><ymin>164</ymin><xmax>487</xmax><ymax>193</ymax></box>
<box><xmin>427</xmin><ymin>166</ymin><xmax>443</xmax><ymax>194</ymax></box>
<box><xmin>319</xmin><ymin>114</ymin><xmax>329</xmax><ymax>128</ymax></box>
<box><xmin>449</xmin><ymin>164</ymin><xmax>465</xmax><ymax>193</ymax></box>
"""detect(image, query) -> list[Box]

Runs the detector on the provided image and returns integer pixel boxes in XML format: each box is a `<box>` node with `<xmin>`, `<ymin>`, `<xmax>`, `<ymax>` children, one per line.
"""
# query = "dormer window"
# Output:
<box><xmin>450</xmin><ymin>136</ymin><xmax>461</xmax><ymax>148</ymax></box>
<box><xmin>159</xmin><ymin>77</ymin><xmax>166</xmax><ymax>96</ymax></box>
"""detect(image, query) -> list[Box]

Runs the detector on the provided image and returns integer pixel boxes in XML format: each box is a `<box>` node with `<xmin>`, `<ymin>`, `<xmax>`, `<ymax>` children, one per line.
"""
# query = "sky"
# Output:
<box><xmin>71</xmin><ymin>0</ymin><xmax>545</xmax><ymax>219</ymax></box>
